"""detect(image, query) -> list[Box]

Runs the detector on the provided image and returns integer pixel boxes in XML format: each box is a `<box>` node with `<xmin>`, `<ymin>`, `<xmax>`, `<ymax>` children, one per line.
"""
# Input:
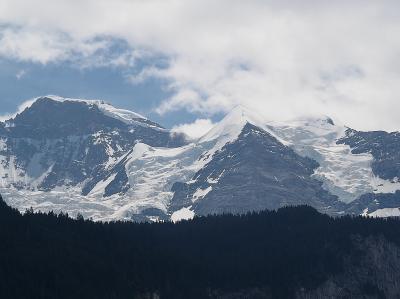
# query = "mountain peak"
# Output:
<box><xmin>225</xmin><ymin>104</ymin><xmax>264</xmax><ymax>121</ymax></box>
<box><xmin>23</xmin><ymin>96</ymin><xmax>151</xmax><ymax>125</ymax></box>
<box><xmin>1</xmin><ymin>95</ymin><xmax>168</xmax><ymax>139</ymax></box>
<box><xmin>200</xmin><ymin>105</ymin><xmax>274</xmax><ymax>143</ymax></box>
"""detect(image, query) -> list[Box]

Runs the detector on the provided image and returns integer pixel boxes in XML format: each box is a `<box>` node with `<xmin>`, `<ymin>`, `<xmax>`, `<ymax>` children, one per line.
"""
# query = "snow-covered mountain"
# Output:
<box><xmin>2</xmin><ymin>96</ymin><xmax>400</xmax><ymax>221</ymax></box>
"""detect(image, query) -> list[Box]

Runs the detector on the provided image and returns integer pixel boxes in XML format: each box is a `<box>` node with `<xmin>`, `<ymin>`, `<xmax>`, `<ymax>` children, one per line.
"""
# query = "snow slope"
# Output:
<box><xmin>369</xmin><ymin>208</ymin><xmax>400</xmax><ymax>218</ymax></box>
<box><xmin>67</xmin><ymin>106</ymin><xmax>275</xmax><ymax>220</ymax></box>
<box><xmin>98</xmin><ymin>107</ymin><xmax>261</xmax><ymax>220</ymax></box>
<box><xmin>268</xmin><ymin>117</ymin><xmax>400</xmax><ymax>203</ymax></box>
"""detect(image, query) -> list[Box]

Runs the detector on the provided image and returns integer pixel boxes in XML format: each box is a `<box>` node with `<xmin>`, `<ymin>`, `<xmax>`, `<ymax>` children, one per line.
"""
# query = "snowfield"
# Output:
<box><xmin>269</xmin><ymin>117</ymin><xmax>400</xmax><ymax>203</ymax></box>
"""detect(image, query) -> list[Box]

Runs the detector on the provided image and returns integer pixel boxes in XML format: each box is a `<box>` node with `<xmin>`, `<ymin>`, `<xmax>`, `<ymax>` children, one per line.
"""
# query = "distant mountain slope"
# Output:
<box><xmin>338</xmin><ymin>129</ymin><xmax>400</xmax><ymax>216</ymax></box>
<box><xmin>0</xmin><ymin>96</ymin><xmax>187</xmax><ymax>219</ymax></box>
<box><xmin>169</xmin><ymin>122</ymin><xmax>344</xmax><ymax>217</ymax></box>
<box><xmin>338</xmin><ymin>128</ymin><xmax>400</xmax><ymax>181</ymax></box>
<box><xmin>1</xmin><ymin>96</ymin><xmax>400</xmax><ymax>220</ymax></box>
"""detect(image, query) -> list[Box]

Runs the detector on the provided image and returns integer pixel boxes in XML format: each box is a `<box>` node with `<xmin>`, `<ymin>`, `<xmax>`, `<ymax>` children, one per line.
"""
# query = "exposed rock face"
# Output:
<box><xmin>0</xmin><ymin>97</ymin><xmax>186</xmax><ymax>191</ymax></box>
<box><xmin>0</xmin><ymin>96</ymin><xmax>187</xmax><ymax>219</ymax></box>
<box><xmin>338</xmin><ymin>129</ymin><xmax>400</xmax><ymax>216</ymax></box>
<box><xmin>9</xmin><ymin>97</ymin><xmax>126</xmax><ymax>138</ymax></box>
<box><xmin>347</xmin><ymin>192</ymin><xmax>400</xmax><ymax>216</ymax></box>
<box><xmin>338</xmin><ymin>129</ymin><xmax>400</xmax><ymax>181</ymax></box>
<box><xmin>170</xmin><ymin>123</ymin><xmax>344</xmax><ymax>216</ymax></box>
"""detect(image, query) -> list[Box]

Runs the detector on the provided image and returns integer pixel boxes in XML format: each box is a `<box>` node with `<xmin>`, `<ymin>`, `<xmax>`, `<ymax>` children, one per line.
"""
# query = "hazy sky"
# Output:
<box><xmin>1</xmin><ymin>0</ymin><xmax>400</xmax><ymax>136</ymax></box>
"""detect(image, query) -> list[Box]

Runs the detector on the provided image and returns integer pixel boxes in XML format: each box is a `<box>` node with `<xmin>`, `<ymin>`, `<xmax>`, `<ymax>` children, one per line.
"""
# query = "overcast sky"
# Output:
<box><xmin>1</xmin><ymin>0</ymin><xmax>400</xmax><ymax>136</ymax></box>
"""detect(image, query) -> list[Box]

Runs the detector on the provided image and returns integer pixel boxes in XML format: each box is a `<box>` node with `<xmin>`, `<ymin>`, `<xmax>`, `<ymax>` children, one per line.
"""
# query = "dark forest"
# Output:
<box><xmin>1</xmin><ymin>196</ymin><xmax>400</xmax><ymax>298</ymax></box>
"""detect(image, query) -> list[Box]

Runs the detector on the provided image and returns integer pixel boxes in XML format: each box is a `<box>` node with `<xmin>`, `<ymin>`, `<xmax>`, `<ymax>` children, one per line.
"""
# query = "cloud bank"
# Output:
<box><xmin>172</xmin><ymin>118</ymin><xmax>215</xmax><ymax>139</ymax></box>
<box><xmin>1</xmin><ymin>0</ymin><xmax>400</xmax><ymax>130</ymax></box>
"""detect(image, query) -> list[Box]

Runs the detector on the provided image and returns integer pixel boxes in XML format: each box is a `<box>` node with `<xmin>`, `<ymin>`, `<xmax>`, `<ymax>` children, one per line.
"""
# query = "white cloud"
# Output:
<box><xmin>0</xmin><ymin>26</ymin><xmax>133</xmax><ymax>66</ymax></box>
<box><xmin>0</xmin><ymin>98</ymin><xmax>36</xmax><ymax>121</ymax></box>
<box><xmin>0</xmin><ymin>27</ymin><xmax>68</xmax><ymax>64</ymax></box>
<box><xmin>172</xmin><ymin>118</ymin><xmax>215</xmax><ymax>139</ymax></box>
<box><xmin>15</xmin><ymin>69</ymin><xmax>26</xmax><ymax>80</ymax></box>
<box><xmin>1</xmin><ymin>1</ymin><xmax>400</xmax><ymax>130</ymax></box>
<box><xmin>128</xmin><ymin>66</ymin><xmax>165</xmax><ymax>84</ymax></box>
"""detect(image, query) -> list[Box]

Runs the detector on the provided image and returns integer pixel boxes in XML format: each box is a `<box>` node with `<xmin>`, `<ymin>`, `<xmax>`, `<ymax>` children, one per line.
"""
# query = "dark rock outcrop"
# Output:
<box><xmin>170</xmin><ymin>123</ymin><xmax>345</xmax><ymax>216</ymax></box>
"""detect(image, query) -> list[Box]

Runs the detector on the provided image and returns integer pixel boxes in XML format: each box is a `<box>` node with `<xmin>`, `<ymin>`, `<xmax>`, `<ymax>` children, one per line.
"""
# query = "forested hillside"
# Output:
<box><xmin>1</xmin><ymin>196</ymin><xmax>400</xmax><ymax>298</ymax></box>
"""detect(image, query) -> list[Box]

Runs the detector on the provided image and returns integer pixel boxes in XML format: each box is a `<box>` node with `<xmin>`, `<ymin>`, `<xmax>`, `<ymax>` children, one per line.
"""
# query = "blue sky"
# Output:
<box><xmin>0</xmin><ymin>56</ymin><xmax>210</xmax><ymax>129</ymax></box>
<box><xmin>1</xmin><ymin>0</ymin><xmax>400</xmax><ymax>133</ymax></box>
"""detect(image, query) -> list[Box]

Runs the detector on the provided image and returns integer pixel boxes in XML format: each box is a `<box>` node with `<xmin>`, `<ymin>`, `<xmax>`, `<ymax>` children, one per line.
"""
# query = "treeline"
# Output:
<box><xmin>1</xmin><ymin>197</ymin><xmax>400</xmax><ymax>298</ymax></box>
